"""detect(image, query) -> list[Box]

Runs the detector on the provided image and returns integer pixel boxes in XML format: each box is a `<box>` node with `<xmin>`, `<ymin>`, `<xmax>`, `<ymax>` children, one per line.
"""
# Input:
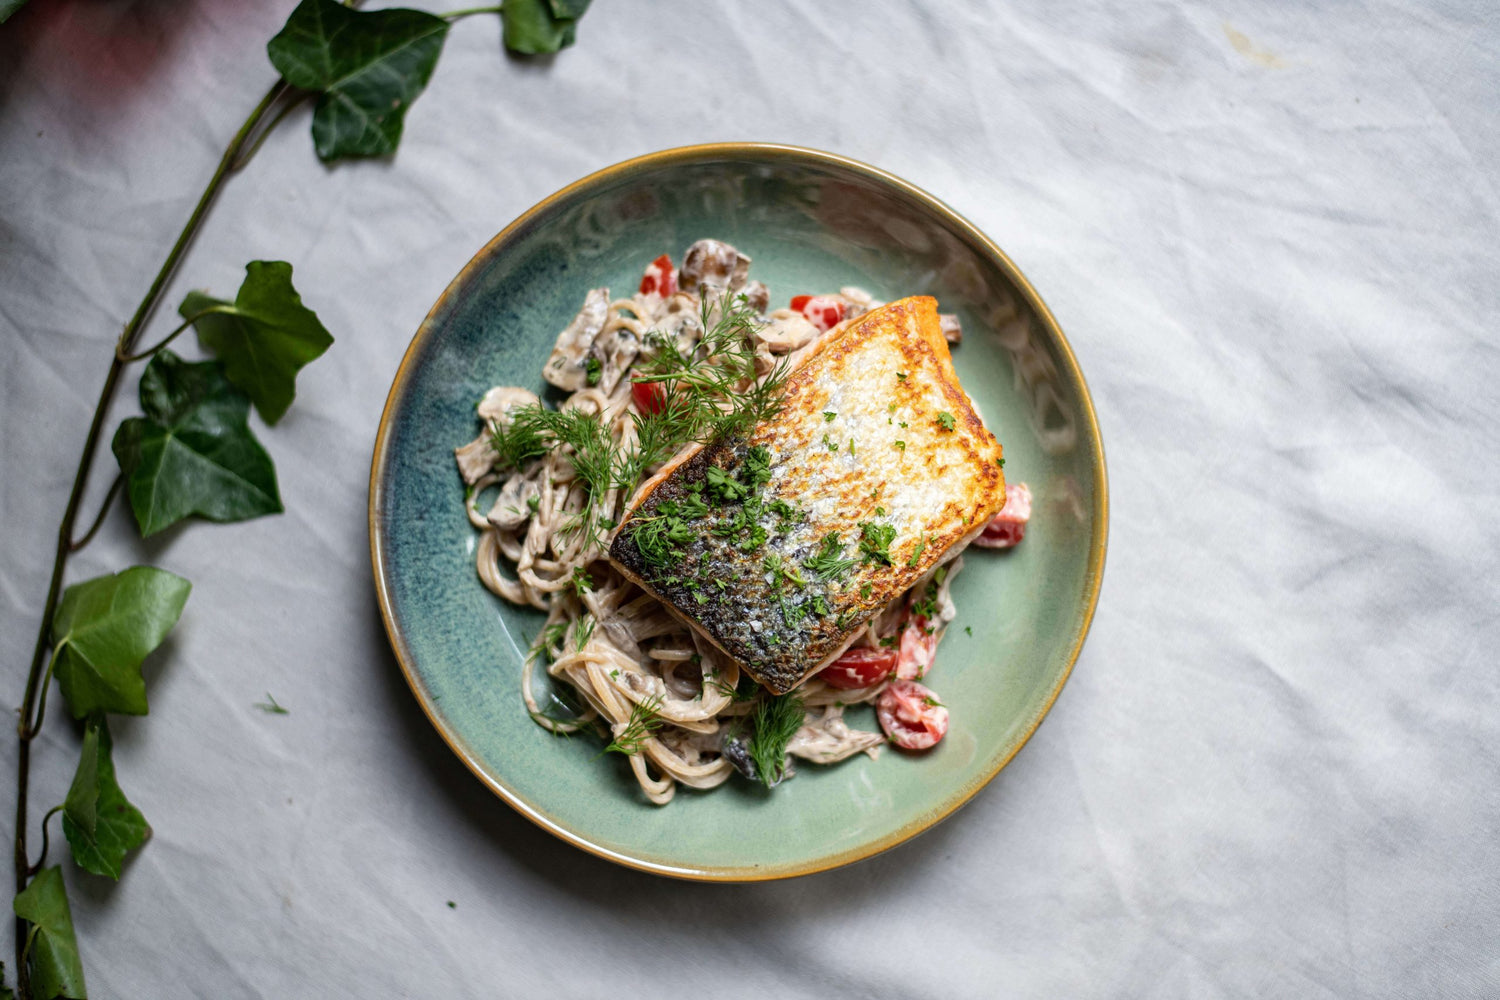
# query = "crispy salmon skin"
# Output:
<box><xmin>608</xmin><ymin>296</ymin><xmax>1007</xmax><ymax>694</ymax></box>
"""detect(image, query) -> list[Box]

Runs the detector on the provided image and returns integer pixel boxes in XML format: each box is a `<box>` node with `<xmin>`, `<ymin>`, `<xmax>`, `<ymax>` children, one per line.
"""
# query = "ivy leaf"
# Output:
<box><xmin>267</xmin><ymin>0</ymin><xmax>449</xmax><ymax>162</ymax></box>
<box><xmin>50</xmin><ymin>567</ymin><xmax>191</xmax><ymax>719</ymax></box>
<box><xmin>111</xmin><ymin>351</ymin><xmax>283</xmax><ymax>537</ymax></box>
<box><xmin>503</xmin><ymin>0</ymin><xmax>582</xmax><ymax>54</ymax></box>
<box><xmin>62</xmin><ymin>718</ymin><xmax>150</xmax><ymax>880</ymax></box>
<box><xmin>12</xmin><ymin>867</ymin><xmax>86</xmax><ymax>1000</ymax></box>
<box><xmin>181</xmin><ymin>261</ymin><xmax>333</xmax><ymax>425</ymax></box>
<box><xmin>547</xmin><ymin>0</ymin><xmax>592</xmax><ymax>18</ymax></box>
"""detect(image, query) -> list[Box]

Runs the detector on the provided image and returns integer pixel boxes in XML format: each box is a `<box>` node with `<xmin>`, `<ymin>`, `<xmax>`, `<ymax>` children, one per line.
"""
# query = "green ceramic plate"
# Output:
<box><xmin>370</xmin><ymin>144</ymin><xmax>1107</xmax><ymax>880</ymax></box>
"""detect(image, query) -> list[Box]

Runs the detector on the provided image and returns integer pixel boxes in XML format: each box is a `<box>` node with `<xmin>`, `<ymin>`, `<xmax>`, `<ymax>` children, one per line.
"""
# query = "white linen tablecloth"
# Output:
<box><xmin>1</xmin><ymin>1</ymin><xmax>1496</xmax><ymax>996</ymax></box>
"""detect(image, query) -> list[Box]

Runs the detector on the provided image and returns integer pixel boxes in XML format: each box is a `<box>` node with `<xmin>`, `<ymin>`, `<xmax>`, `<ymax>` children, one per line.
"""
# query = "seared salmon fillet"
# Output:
<box><xmin>608</xmin><ymin>296</ymin><xmax>1007</xmax><ymax>694</ymax></box>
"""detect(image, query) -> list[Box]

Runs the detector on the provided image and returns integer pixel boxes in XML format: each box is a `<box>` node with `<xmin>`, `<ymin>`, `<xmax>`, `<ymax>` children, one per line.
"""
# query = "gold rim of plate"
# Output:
<box><xmin>368</xmin><ymin>142</ymin><xmax>1111</xmax><ymax>882</ymax></box>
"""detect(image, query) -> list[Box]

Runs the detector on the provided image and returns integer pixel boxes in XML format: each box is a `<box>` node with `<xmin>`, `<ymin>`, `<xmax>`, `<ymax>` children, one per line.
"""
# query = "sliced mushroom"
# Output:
<box><xmin>738</xmin><ymin>279</ymin><xmax>770</xmax><ymax>313</ymax></box>
<box><xmin>478</xmin><ymin>385</ymin><xmax>540</xmax><ymax>425</ymax></box>
<box><xmin>679</xmin><ymin>239</ymin><xmax>750</xmax><ymax>296</ymax></box>
<box><xmin>787</xmin><ymin>705</ymin><xmax>885</xmax><ymax>765</ymax></box>
<box><xmin>486</xmin><ymin>474</ymin><xmax>539</xmax><ymax>530</ymax></box>
<box><xmin>589</xmin><ymin>325</ymin><xmax>640</xmax><ymax>394</ymax></box>
<box><xmin>543</xmin><ymin>287</ymin><xmax>610</xmax><ymax>391</ymax></box>
<box><xmin>455</xmin><ymin>434</ymin><xmax>498</xmax><ymax>485</ymax></box>
<box><xmin>641</xmin><ymin>293</ymin><xmax>704</xmax><ymax>361</ymax></box>
<box><xmin>756</xmin><ymin>309</ymin><xmax>821</xmax><ymax>354</ymax></box>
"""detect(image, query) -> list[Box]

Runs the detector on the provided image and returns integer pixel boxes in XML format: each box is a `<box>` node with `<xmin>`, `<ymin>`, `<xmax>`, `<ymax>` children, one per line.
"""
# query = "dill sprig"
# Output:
<box><xmin>806</xmin><ymin>532</ymin><xmax>858</xmax><ymax>580</ymax></box>
<box><xmin>631</xmin><ymin>291</ymin><xmax>791</xmax><ymax>452</ymax></box>
<box><xmin>602</xmin><ymin>694</ymin><xmax>664</xmax><ymax>756</ymax></box>
<box><xmin>528</xmin><ymin>620</ymin><xmax>569</xmax><ymax>664</ymax></box>
<box><xmin>747</xmin><ymin>692</ymin><xmax>805</xmax><ymax>788</ymax></box>
<box><xmin>488</xmin><ymin>416</ymin><xmax>549</xmax><ymax>472</ymax></box>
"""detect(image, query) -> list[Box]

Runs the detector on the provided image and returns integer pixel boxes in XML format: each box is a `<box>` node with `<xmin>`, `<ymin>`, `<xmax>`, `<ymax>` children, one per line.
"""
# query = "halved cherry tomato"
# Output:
<box><xmin>817</xmin><ymin>646</ymin><xmax>898</xmax><ymax>689</ymax></box>
<box><xmin>630</xmin><ymin>378</ymin><xmax>666</xmax><ymax>415</ymax></box>
<box><xmin>975</xmin><ymin>481</ymin><xmax>1032</xmax><ymax>549</ymax></box>
<box><xmin>639</xmin><ymin>254</ymin><xmax>677</xmax><ymax>297</ymax></box>
<box><xmin>877</xmin><ymin>679</ymin><xmax>949</xmax><ymax>750</ymax></box>
<box><xmin>896</xmin><ymin>619</ymin><xmax>938</xmax><ymax>680</ymax></box>
<box><xmin>789</xmin><ymin>294</ymin><xmax>845</xmax><ymax>332</ymax></box>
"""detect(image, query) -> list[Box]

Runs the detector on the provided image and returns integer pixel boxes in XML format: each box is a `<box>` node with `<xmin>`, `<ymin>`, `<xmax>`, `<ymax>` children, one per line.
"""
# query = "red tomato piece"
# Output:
<box><xmin>792</xmin><ymin>294</ymin><xmax>846</xmax><ymax>332</ymax></box>
<box><xmin>877</xmin><ymin>679</ymin><xmax>949</xmax><ymax>750</ymax></box>
<box><xmin>639</xmin><ymin>254</ymin><xmax>676</xmax><ymax>297</ymax></box>
<box><xmin>630</xmin><ymin>378</ymin><xmax>666</xmax><ymax>415</ymax></box>
<box><xmin>896</xmin><ymin>619</ymin><xmax>938</xmax><ymax>680</ymax></box>
<box><xmin>817</xmin><ymin>646</ymin><xmax>898</xmax><ymax>689</ymax></box>
<box><xmin>974</xmin><ymin>481</ymin><xmax>1032</xmax><ymax>549</ymax></box>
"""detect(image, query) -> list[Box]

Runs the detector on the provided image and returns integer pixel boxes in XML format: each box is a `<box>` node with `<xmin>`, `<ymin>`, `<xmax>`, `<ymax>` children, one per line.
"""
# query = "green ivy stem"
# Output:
<box><xmin>67</xmin><ymin>475</ymin><xmax>123</xmax><ymax>554</ymax></box>
<box><xmin>11</xmin><ymin>76</ymin><xmax>294</xmax><ymax>999</ymax></box>
<box><xmin>229</xmin><ymin>89</ymin><xmax>316</xmax><ymax>172</ymax></box>
<box><xmin>442</xmin><ymin>4</ymin><xmax>505</xmax><ymax>20</ymax></box>
<box><xmin>22</xmin><ymin>651</ymin><xmax>64</xmax><ymax>746</ymax></box>
<box><xmin>26</xmin><ymin>809</ymin><xmax>62</xmax><ymax>879</ymax></box>
<box><xmin>115</xmin><ymin>304</ymin><xmax>242</xmax><ymax>364</ymax></box>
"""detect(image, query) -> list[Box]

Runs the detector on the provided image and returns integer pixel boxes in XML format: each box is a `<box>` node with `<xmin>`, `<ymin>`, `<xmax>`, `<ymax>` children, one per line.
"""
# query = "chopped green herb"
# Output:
<box><xmin>254</xmin><ymin>693</ymin><xmax>289</xmax><ymax>715</ymax></box>
<box><xmin>894</xmin><ymin>440</ymin><xmax>906</xmax><ymax>452</ymax></box>
<box><xmin>896</xmin><ymin>372</ymin><xmax>908</xmax><ymax>381</ymax></box>
<box><xmin>822</xmin><ymin>433</ymin><xmax>839</xmax><ymax>452</ymax></box>
<box><xmin>570</xmin><ymin>565</ymin><xmax>593</xmax><ymax>596</ymax></box>
<box><xmin>964</xmin><ymin>626</ymin><xmax>973</xmax><ymax>637</ymax></box>
<box><xmin>937</xmin><ymin>411</ymin><xmax>956</xmax><ymax>431</ymax></box>
<box><xmin>907</xmin><ymin>535</ymin><xmax>929</xmax><ymax>567</ymax></box>
<box><xmin>848</xmin><ymin>438</ymin><xmax>856</xmax><ymax>456</ymax></box>
<box><xmin>573</xmin><ymin>614</ymin><xmax>595</xmax><ymax>649</ymax></box>
<box><xmin>823</xmin><ymin>411</ymin><xmax>837</xmax><ymax>422</ymax></box>
<box><xmin>860</xmin><ymin>582</ymin><xmax>873</xmax><ymax>600</ymax></box>
<box><xmin>526</xmin><ymin>494</ymin><xmax>541</xmax><ymax>513</ymax></box>
<box><xmin>858</xmin><ymin>521</ymin><xmax>897</xmax><ymax>565</ymax></box>
<box><xmin>584</xmin><ymin>357</ymin><xmax>602</xmax><ymax>386</ymax></box>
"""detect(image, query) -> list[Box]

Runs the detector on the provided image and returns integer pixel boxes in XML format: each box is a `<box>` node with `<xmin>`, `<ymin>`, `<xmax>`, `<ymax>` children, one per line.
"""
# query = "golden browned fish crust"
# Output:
<box><xmin>609</xmin><ymin>296</ymin><xmax>1007</xmax><ymax>694</ymax></box>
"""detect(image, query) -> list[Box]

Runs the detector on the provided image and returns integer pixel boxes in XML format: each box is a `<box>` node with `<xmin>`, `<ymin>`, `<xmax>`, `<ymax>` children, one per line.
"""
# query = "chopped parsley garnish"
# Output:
<box><xmin>937</xmin><ymin>411</ymin><xmax>956</xmax><ymax>431</ymax></box>
<box><xmin>964</xmin><ymin>626</ymin><xmax>973</xmax><ymax>637</ymax></box>
<box><xmin>859</xmin><ymin>582</ymin><xmax>873</xmax><ymax>600</ymax></box>
<box><xmin>823</xmin><ymin>411</ymin><xmax>837</xmax><ymax>422</ymax></box>
<box><xmin>907</xmin><ymin>535</ymin><xmax>928</xmax><ymax>567</ymax></box>
<box><xmin>823</xmin><ymin>433</ymin><xmax>839</xmax><ymax>452</ymax></box>
<box><xmin>858</xmin><ymin>521</ymin><xmax>897</xmax><ymax>565</ymax></box>
<box><xmin>584</xmin><ymin>357</ymin><xmax>602</xmax><ymax>386</ymax></box>
<box><xmin>705</xmin><ymin>464</ymin><xmax>749</xmax><ymax>503</ymax></box>
<box><xmin>896</xmin><ymin>372</ymin><xmax>908</xmax><ymax>381</ymax></box>
<box><xmin>526</xmin><ymin>495</ymin><xmax>541</xmax><ymax>513</ymax></box>
<box><xmin>894</xmin><ymin>440</ymin><xmax>906</xmax><ymax>452</ymax></box>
